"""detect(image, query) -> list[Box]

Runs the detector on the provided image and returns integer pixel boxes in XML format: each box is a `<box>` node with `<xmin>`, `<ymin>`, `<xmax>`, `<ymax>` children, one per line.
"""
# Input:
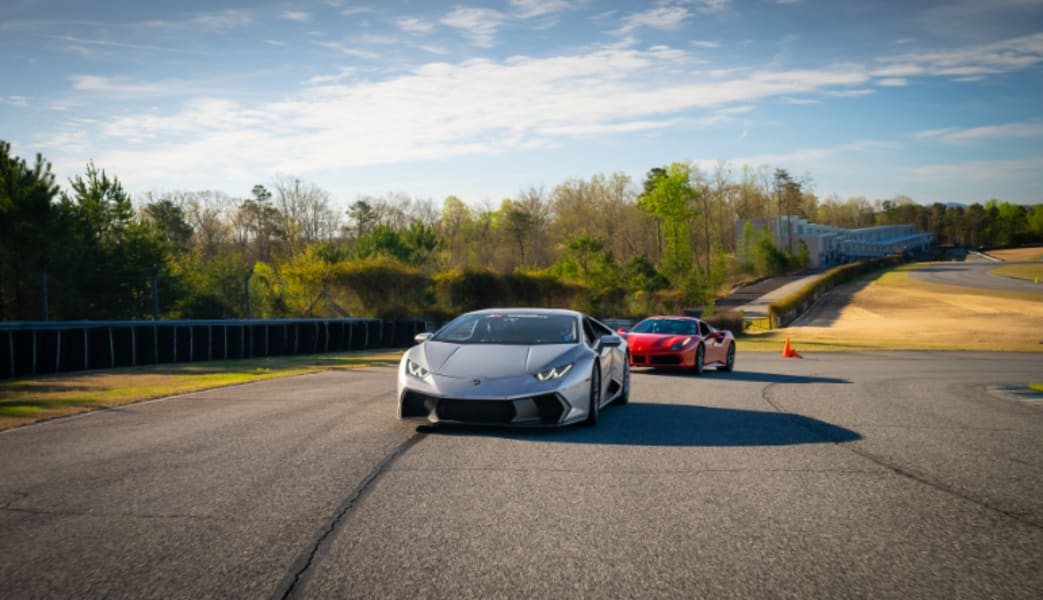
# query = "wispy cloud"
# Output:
<box><xmin>47</xmin><ymin>35</ymin><xmax>210</xmax><ymax>55</ymax></box>
<box><xmin>396</xmin><ymin>16</ymin><xmax>434</xmax><ymax>34</ymax></box>
<box><xmin>825</xmin><ymin>89</ymin><xmax>875</xmax><ymax>97</ymax></box>
<box><xmin>876</xmin><ymin>77</ymin><xmax>907</xmax><ymax>86</ymax></box>
<box><xmin>57</xmin><ymin>45</ymin><xmax>879</xmax><ymax>185</ymax></box>
<box><xmin>615</xmin><ymin>6</ymin><xmax>690</xmax><ymax>34</ymax></box>
<box><xmin>914</xmin><ymin>122</ymin><xmax>1043</xmax><ymax>143</ymax></box>
<box><xmin>312</xmin><ymin>40</ymin><xmax>381</xmax><ymax>60</ymax></box>
<box><xmin>909</xmin><ymin>156</ymin><xmax>1043</xmax><ymax>183</ymax></box>
<box><xmin>781</xmin><ymin>97</ymin><xmax>820</xmax><ymax>104</ymax></box>
<box><xmin>441</xmin><ymin>7</ymin><xmax>506</xmax><ymax>47</ymax></box>
<box><xmin>509</xmin><ymin>0</ymin><xmax>570</xmax><ymax>19</ymax></box>
<box><xmin>281</xmin><ymin>11</ymin><xmax>312</xmax><ymax>23</ymax></box>
<box><xmin>2</xmin><ymin>96</ymin><xmax>30</xmax><ymax>107</ymax></box>
<box><xmin>876</xmin><ymin>32</ymin><xmax>1043</xmax><ymax>80</ymax></box>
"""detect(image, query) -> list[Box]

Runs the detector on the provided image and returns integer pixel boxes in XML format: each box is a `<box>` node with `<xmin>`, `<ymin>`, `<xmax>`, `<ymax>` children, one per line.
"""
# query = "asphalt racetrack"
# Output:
<box><xmin>909</xmin><ymin>260</ymin><xmax>1042</xmax><ymax>293</ymax></box>
<box><xmin>2</xmin><ymin>353</ymin><xmax>1042</xmax><ymax>598</ymax></box>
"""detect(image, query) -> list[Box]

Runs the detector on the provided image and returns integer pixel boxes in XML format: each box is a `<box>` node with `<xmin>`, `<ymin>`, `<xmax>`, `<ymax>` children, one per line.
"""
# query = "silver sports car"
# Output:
<box><xmin>397</xmin><ymin>308</ymin><xmax>629</xmax><ymax>427</ymax></box>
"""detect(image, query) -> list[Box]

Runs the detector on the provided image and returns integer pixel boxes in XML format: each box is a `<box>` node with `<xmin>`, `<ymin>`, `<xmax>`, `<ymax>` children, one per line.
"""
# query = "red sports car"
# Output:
<box><xmin>619</xmin><ymin>316</ymin><xmax>735</xmax><ymax>375</ymax></box>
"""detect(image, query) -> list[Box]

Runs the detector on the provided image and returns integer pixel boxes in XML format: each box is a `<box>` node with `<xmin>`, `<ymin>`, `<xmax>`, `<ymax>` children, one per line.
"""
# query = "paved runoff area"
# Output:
<box><xmin>2</xmin><ymin>352</ymin><xmax>1041</xmax><ymax>598</ymax></box>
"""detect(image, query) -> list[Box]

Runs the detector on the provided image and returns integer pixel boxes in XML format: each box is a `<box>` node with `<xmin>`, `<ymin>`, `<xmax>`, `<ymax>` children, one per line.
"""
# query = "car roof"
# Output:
<box><xmin>463</xmin><ymin>308</ymin><xmax>583</xmax><ymax>318</ymax></box>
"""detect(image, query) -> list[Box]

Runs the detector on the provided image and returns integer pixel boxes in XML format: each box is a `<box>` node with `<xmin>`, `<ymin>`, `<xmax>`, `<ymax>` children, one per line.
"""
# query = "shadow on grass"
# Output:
<box><xmin>420</xmin><ymin>402</ymin><xmax>861</xmax><ymax>447</ymax></box>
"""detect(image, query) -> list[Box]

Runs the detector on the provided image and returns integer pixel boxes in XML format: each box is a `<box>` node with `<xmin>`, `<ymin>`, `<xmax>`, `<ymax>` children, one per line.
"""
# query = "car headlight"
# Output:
<box><xmin>669</xmin><ymin>337</ymin><xmax>692</xmax><ymax>351</ymax></box>
<box><xmin>535</xmin><ymin>363</ymin><xmax>573</xmax><ymax>382</ymax></box>
<box><xmin>406</xmin><ymin>359</ymin><xmax>431</xmax><ymax>379</ymax></box>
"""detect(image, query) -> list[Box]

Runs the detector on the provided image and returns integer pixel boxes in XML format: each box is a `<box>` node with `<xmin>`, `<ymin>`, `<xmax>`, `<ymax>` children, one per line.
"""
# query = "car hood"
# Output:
<box><xmin>623</xmin><ymin>332</ymin><xmax>692</xmax><ymax>351</ymax></box>
<box><xmin>419</xmin><ymin>341</ymin><xmax>576</xmax><ymax>379</ymax></box>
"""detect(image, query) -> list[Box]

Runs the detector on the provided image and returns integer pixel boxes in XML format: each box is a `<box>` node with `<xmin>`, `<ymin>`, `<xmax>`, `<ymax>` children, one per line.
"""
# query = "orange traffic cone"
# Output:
<box><xmin>782</xmin><ymin>337</ymin><xmax>803</xmax><ymax>359</ymax></box>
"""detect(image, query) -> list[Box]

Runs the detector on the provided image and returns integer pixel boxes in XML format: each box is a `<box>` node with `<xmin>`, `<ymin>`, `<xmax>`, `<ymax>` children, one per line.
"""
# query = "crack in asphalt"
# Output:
<box><xmin>761</xmin><ymin>381</ymin><xmax>1043</xmax><ymax>532</ymax></box>
<box><xmin>270</xmin><ymin>430</ymin><xmax>427</xmax><ymax>600</ymax></box>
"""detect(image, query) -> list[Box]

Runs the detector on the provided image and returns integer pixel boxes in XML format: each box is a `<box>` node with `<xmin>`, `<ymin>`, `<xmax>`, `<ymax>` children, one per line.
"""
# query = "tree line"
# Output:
<box><xmin>2</xmin><ymin>141</ymin><xmax>1042</xmax><ymax>322</ymax></box>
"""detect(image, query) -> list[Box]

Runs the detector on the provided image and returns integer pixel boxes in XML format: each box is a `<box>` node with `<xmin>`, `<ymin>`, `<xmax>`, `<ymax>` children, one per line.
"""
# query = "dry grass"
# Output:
<box><xmin>985</xmin><ymin>247</ymin><xmax>1043</xmax><ymax>261</ymax></box>
<box><xmin>0</xmin><ymin>351</ymin><xmax>402</xmax><ymax>431</ymax></box>
<box><xmin>739</xmin><ymin>265</ymin><xmax>1043</xmax><ymax>353</ymax></box>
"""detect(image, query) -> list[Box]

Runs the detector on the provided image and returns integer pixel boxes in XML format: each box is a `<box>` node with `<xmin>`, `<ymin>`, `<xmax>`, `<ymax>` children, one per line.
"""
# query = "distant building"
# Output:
<box><xmin>743</xmin><ymin>216</ymin><xmax>936</xmax><ymax>268</ymax></box>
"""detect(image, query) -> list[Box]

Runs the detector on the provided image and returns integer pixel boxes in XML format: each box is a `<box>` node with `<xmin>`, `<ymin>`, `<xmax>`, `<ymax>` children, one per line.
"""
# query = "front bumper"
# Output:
<box><xmin>630</xmin><ymin>349</ymin><xmax>693</xmax><ymax>368</ymax></box>
<box><xmin>399</xmin><ymin>389</ymin><xmax>570</xmax><ymax>426</ymax></box>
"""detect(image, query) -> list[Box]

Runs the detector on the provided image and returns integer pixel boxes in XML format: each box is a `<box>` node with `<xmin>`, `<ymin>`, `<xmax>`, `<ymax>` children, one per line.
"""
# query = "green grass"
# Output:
<box><xmin>0</xmin><ymin>350</ymin><xmax>403</xmax><ymax>430</ymax></box>
<box><xmin>990</xmin><ymin>264</ymin><xmax>1043</xmax><ymax>283</ymax></box>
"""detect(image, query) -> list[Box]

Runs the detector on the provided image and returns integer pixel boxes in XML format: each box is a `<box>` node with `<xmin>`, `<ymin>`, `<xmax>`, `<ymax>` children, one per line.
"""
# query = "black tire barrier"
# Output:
<box><xmin>0</xmin><ymin>318</ymin><xmax>426</xmax><ymax>380</ymax></box>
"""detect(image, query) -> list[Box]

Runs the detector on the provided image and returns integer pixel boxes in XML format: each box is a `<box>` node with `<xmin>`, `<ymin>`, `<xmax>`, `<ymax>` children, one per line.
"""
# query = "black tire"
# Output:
<box><xmin>584</xmin><ymin>364</ymin><xmax>601</xmax><ymax>426</ymax></box>
<box><xmin>692</xmin><ymin>343</ymin><xmax>705</xmax><ymax>376</ymax></box>
<box><xmin>614</xmin><ymin>358</ymin><xmax>630</xmax><ymax>406</ymax></box>
<box><xmin>718</xmin><ymin>342</ymin><xmax>736</xmax><ymax>372</ymax></box>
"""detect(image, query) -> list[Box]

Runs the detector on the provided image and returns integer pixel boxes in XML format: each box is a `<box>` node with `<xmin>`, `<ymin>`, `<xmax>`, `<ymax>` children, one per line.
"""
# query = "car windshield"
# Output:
<box><xmin>432</xmin><ymin>313</ymin><xmax>578</xmax><ymax>345</ymax></box>
<box><xmin>631</xmin><ymin>319</ymin><xmax>697</xmax><ymax>335</ymax></box>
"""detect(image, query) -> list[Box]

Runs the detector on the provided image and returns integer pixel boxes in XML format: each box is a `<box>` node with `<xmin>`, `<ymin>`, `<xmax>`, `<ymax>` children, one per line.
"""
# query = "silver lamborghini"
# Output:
<box><xmin>397</xmin><ymin>308</ymin><xmax>630</xmax><ymax>427</ymax></box>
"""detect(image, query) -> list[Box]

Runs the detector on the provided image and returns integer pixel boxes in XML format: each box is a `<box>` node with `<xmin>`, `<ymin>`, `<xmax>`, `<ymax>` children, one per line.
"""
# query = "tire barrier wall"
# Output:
<box><xmin>0</xmin><ymin>318</ymin><xmax>426</xmax><ymax>380</ymax></box>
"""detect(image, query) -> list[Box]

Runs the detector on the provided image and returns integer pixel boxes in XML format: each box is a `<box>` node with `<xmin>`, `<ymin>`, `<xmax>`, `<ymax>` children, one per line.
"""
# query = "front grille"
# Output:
<box><xmin>437</xmin><ymin>398</ymin><xmax>516</xmax><ymax>424</ymax></box>
<box><xmin>650</xmin><ymin>355</ymin><xmax>681</xmax><ymax>365</ymax></box>
<box><xmin>633</xmin><ymin>355</ymin><xmax>647</xmax><ymax>364</ymax></box>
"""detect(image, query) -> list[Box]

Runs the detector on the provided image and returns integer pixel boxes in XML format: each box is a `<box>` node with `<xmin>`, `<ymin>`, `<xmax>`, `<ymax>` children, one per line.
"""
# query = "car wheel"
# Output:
<box><xmin>718</xmin><ymin>342</ymin><xmax>735</xmax><ymax>372</ymax></box>
<box><xmin>692</xmin><ymin>343</ymin><xmax>705</xmax><ymax>376</ymax></box>
<box><xmin>614</xmin><ymin>358</ymin><xmax>630</xmax><ymax>406</ymax></box>
<box><xmin>584</xmin><ymin>364</ymin><xmax>601</xmax><ymax>426</ymax></box>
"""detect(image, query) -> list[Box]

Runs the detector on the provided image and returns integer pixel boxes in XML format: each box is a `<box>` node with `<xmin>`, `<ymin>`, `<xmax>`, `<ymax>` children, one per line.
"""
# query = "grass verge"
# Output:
<box><xmin>990</xmin><ymin>264</ymin><xmax>1043</xmax><ymax>283</ymax></box>
<box><xmin>0</xmin><ymin>350</ymin><xmax>403</xmax><ymax>431</ymax></box>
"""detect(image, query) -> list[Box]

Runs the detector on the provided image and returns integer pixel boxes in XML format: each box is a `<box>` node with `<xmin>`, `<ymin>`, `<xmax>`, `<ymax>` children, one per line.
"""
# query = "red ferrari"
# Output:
<box><xmin>619</xmin><ymin>316</ymin><xmax>735</xmax><ymax>375</ymax></box>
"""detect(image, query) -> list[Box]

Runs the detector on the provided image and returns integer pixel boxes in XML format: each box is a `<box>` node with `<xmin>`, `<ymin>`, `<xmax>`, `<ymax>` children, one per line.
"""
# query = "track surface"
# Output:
<box><xmin>2</xmin><ymin>354</ymin><xmax>1042</xmax><ymax>599</ymax></box>
<box><xmin>908</xmin><ymin>260</ymin><xmax>1042</xmax><ymax>293</ymax></box>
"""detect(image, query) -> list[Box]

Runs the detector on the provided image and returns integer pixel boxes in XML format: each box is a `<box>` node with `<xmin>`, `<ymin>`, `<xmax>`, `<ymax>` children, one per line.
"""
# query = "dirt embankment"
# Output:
<box><xmin>781</xmin><ymin>271</ymin><xmax>1043</xmax><ymax>351</ymax></box>
<box><xmin>985</xmin><ymin>248</ymin><xmax>1043</xmax><ymax>261</ymax></box>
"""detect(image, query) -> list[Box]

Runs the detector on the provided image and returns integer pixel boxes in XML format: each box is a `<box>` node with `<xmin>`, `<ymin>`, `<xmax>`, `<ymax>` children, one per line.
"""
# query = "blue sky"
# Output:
<box><xmin>2</xmin><ymin>0</ymin><xmax>1042</xmax><ymax>209</ymax></box>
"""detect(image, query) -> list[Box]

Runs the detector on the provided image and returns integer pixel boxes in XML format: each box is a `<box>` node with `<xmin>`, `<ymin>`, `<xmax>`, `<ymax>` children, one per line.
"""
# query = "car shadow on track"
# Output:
<box><xmin>420</xmin><ymin>402</ymin><xmax>861</xmax><ymax>447</ymax></box>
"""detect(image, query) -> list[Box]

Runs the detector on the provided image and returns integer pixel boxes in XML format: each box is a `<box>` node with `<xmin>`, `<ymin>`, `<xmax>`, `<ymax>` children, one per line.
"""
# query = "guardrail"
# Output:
<box><xmin>0</xmin><ymin>318</ymin><xmax>425</xmax><ymax>380</ymax></box>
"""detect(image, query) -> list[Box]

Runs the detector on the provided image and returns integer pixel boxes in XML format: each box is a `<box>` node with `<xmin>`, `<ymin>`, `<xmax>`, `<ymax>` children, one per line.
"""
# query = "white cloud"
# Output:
<box><xmin>442</xmin><ymin>7</ymin><xmax>506</xmax><ymax>47</ymax></box>
<box><xmin>47</xmin><ymin>35</ymin><xmax>209</xmax><ymax>55</ymax></box>
<box><xmin>57</xmin><ymin>45</ymin><xmax>879</xmax><ymax>186</ymax></box>
<box><xmin>509</xmin><ymin>0</ymin><xmax>570</xmax><ymax>19</ymax></box>
<box><xmin>825</xmin><ymin>89</ymin><xmax>875</xmax><ymax>97</ymax></box>
<box><xmin>303</xmin><ymin>67</ymin><xmax>358</xmax><ymax>86</ymax></box>
<box><xmin>192</xmin><ymin>9</ymin><xmax>253</xmax><ymax>31</ymax></box>
<box><xmin>281</xmin><ymin>11</ymin><xmax>312</xmax><ymax>23</ymax></box>
<box><xmin>877</xmin><ymin>32</ymin><xmax>1043</xmax><ymax>79</ymax></box>
<box><xmin>396</xmin><ymin>17</ymin><xmax>434</xmax><ymax>34</ymax></box>
<box><xmin>712</xmin><ymin>140</ymin><xmax>895</xmax><ymax>170</ymax></box>
<box><xmin>691</xmin><ymin>40</ymin><xmax>720</xmax><ymax>48</ymax></box>
<box><xmin>909</xmin><ymin>156</ymin><xmax>1043</xmax><ymax>183</ymax></box>
<box><xmin>312</xmin><ymin>40</ymin><xmax>381</xmax><ymax>60</ymax></box>
<box><xmin>876</xmin><ymin>77</ymin><xmax>907</xmax><ymax>86</ymax></box>
<box><xmin>616</xmin><ymin>6</ymin><xmax>689</xmax><ymax>34</ymax></box>
<box><xmin>781</xmin><ymin>97</ymin><xmax>820</xmax><ymax>104</ymax></box>
<box><xmin>2</xmin><ymin>96</ymin><xmax>29</xmax><ymax>107</ymax></box>
<box><xmin>914</xmin><ymin>122</ymin><xmax>1043</xmax><ymax>143</ymax></box>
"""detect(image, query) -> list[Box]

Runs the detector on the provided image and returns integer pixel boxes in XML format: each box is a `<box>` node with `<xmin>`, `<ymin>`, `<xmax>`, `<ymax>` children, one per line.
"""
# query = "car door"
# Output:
<box><xmin>583</xmin><ymin>317</ymin><xmax>613</xmax><ymax>405</ymax></box>
<box><xmin>699</xmin><ymin>320</ymin><xmax>725</xmax><ymax>364</ymax></box>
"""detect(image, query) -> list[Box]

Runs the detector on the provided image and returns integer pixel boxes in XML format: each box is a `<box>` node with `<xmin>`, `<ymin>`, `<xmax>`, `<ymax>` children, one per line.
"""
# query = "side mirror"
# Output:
<box><xmin>414</xmin><ymin>332</ymin><xmax>432</xmax><ymax>344</ymax></box>
<box><xmin>597</xmin><ymin>334</ymin><xmax>622</xmax><ymax>350</ymax></box>
<box><xmin>616</xmin><ymin>327</ymin><xmax>629</xmax><ymax>334</ymax></box>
